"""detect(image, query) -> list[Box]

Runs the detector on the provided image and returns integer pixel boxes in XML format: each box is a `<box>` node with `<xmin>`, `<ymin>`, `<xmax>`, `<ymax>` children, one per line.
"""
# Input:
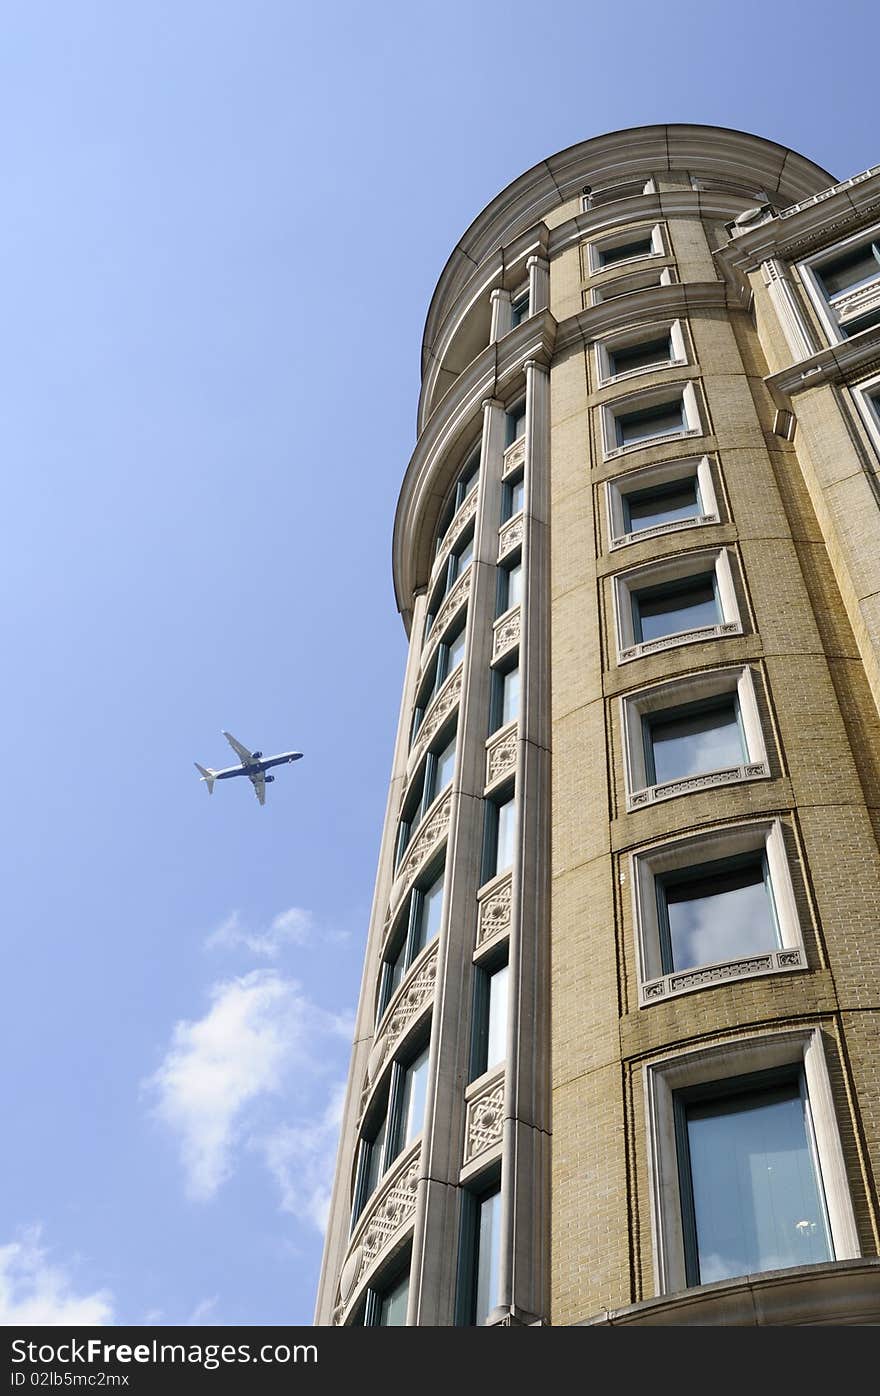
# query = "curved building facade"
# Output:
<box><xmin>316</xmin><ymin>125</ymin><xmax>880</xmax><ymax>1326</ymax></box>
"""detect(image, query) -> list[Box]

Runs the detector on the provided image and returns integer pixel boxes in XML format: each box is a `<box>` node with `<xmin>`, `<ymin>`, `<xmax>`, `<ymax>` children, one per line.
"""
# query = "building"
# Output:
<box><xmin>315</xmin><ymin>125</ymin><xmax>880</xmax><ymax>1327</ymax></box>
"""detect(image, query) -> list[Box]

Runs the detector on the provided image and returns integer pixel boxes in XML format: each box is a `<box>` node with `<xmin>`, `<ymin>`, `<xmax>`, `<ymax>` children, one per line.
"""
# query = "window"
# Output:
<box><xmin>632</xmin><ymin>819</ymin><xmax>806</xmax><ymax>1002</ymax></box>
<box><xmin>644</xmin><ymin>1030</ymin><xmax>859</xmax><ymax>1295</ymax></box>
<box><xmin>614</xmin><ymin>549</ymin><xmax>741</xmax><ymax>661</ymax></box>
<box><xmin>598</xmin><ymin>321</ymin><xmax>686</xmax><ymax>385</ymax></box>
<box><xmin>490</xmin><ymin>661</ymin><xmax>520</xmax><ymax>732</ymax></box>
<box><xmin>353</xmin><ymin>1042</ymin><xmax>430</xmax><ymax>1222</ymax></box>
<box><xmin>358</xmin><ymin>1258</ymin><xmax>412</xmax><ymax>1326</ymax></box>
<box><xmin>501</xmin><ymin>472</ymin><xmax>524</xmax><ymax>522</ymax></box>
<box><xmin>435</xmin><ymin>448</ymin><xmax>480</xmax><ymax>552</ymax></box>
<box><xmin>800</xmin><ymin>226</ymin><xmax>880</xmax><ymax>343</ymax></box>
<box><xmin>602</xmin><ymin>382</ymin><xmax>701</xmax><ymax>458</ymax></box>
<box><xmin>506</xmin><ymin>401</ymin><xmax>526</xmax><ymax>446</ymax></box>
<box><xmin>675</xmin><ymin>1067</ymin><xmax>832</xmax><ymax>1287</ymax></box>
<box><xmin>396</xmin><ymin>728</ymin><xmax>457</xmax><ymax>865</ymax></box>
<box><xmin>510</xmin><ymin>288</ymin><xmax>530</xmax><ymax>327</ymax></box>
<box><xmin>622</xmin><ymin>665</ymin><xmax>769</xmax><ymax>807</ymax></box>
<box><xmin>497</xmin><ymin>557</ymin><xmax>523</xmax><ymax>615</ymax></box>
<box><xmin>411</xmin><ymin>622</ymin><xmax>466</xmax><ymax>744</ymax></box>
<box><xmin>425</xmin><ymin>530</ymin><xmax>474</xmax><ymax>637</ymax></box>
<box><xmin>457</xmin><ymin>1182</ymin><xmax>503</xmax><ymax>1325</ymax></box>
<box><xmin>591</xmin><ymin>266</ymin><xmax>673</xmax><ymax>305</ymax></box>
<box><xmin>588</xmin><ymin>223</ymin><xmax>665</xmax><ymax>275</ymax></box>
<box><xmin>607</xmin><ymin>456</ymin><xmax>719</xmax><ymax>549</ymax></box>
<box><xmin>471</xmin><ymin>960</ymin><xmax>509</xmax><ymax>1079</ymax></box>
<box><xmin>377</xmin><ymin>864</ymin><xmax>444</xmax><ymax>1020</ymax></box>
<box><xmin>853</xmin><ymin>373</ymin><xmax>880</xmax><ymax>456</ymax></box>
<box><xmin>483</xmin><ymin>792</ymin><xmax>516</xmax><ymax>884</ymax></box>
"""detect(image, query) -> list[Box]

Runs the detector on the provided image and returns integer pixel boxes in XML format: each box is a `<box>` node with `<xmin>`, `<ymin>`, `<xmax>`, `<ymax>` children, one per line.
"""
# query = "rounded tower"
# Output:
<box><xmin>316</xmin><ymin>125</ymin><xmax>880</xmax><ymax>1326</ymax></box>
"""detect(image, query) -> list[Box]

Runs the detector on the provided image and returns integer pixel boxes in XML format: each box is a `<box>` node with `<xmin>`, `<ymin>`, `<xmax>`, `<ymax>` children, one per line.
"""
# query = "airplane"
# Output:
<box><xmin>195</xmin><ymin>732</ymin><xmax>303</xmax><ymax>806</ymax></box>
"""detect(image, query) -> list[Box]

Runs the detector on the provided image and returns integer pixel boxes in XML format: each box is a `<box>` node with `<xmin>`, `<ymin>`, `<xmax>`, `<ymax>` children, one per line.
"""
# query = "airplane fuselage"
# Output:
<box><xmin>212</xmin><ymin>751</ymin><xmax>301</xmax><ymax>781</ymax></box>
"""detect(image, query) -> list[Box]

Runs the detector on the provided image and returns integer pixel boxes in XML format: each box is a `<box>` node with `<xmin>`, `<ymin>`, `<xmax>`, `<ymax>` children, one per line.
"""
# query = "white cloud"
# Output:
<box><xmin>146</xmin><ymin>971</ymin><xmax>350</xmax><ymax>1201</ymax></box>
<box><xmin>204</xmin><ymin>907</ymin><xmax>314</xmax><ymax>958</ymax></box>
<box><xmin>256</xmin><ymin>1084</ymin><xmax>347</xmax><ymax>1233</ymax></box>
<box><xmin>186</xmin><ymin>1296</ymin><xmax>219</xmax><ymax>1325</ymax></box>
<box><xmin>0</xmin><ymin>1228</ymin><xmax>113</xmax><ymax>1326</ymax></box>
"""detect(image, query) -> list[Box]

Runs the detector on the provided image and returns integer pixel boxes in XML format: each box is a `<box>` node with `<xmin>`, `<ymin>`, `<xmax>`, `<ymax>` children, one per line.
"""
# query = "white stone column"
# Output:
<box><xmin>527</xmin><ymin>255</ymin><xmax>550</xmax><ymax>316</ymax></box>
<box><xmin>761</xmin><ymin>257</ymin><xmax>817</xmax><ymax>362</ymax></box>
<box><xmin>490</xmin><ymin>288</ymin><xmax>513</xmax><ymax>343</ymax></box>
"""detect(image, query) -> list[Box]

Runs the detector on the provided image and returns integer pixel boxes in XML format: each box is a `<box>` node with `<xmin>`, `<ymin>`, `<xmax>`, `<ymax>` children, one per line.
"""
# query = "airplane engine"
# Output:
<box><xmin>252</xmin><ymin>751</ymin><xmax>263</xmax><ymax>759</ymax></box>
<box><xmin>264</xmin><ymin>774</ymin><xmax>275</xmax><ymax>782</ymax></box>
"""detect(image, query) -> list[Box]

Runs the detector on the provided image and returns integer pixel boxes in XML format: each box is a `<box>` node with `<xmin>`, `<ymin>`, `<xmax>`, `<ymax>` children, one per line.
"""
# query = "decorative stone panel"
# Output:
<box><xmin>421</xmin><ymin>570</ymin><xmax>471</xmax><ymax>671</ymax></box>
<box><xmin>369</xmin><ymin>942</ymin><xmax>439</xmax><ymax>1086</ymax></box>
<box><xmin>618</xmin><ymin>620</ymin><xmax>740</xmax><ymax>663</ymax></box>
<box><xmin>391</xmin><ymin>790</ymin><xmax>452</xmax><ymax>907</ymax></box>
<box><xmin>610</xmin><ymin>513</ymin><xmax>719</xmax><ymax>550</ymax></box>
<box><xmin>640</xmin><ymin>946</ymin><xmax>806</xmax><ymax>1007</ymax></box>
<box><xmin>477</xmin><ymin>873</ymin><xmax>513</xmax><ymax>950</ymax></box>
<box><xmin>502</xmin><ymin>437</ymin><xmax>525</xmax><ymax>477</ymax></box>
<box><xmin>498</xmin><ymin>514</ymin><xmax>524</xmax><ymax>560</ymax></box>
<box><xmin>465</xmin><ymin>1070</ymin><xmax>505</xmax><ymax>1163</ymax></box>
<box><xmin>334</xmin><ymin>1140</ymin><xmax>422</xmax><ymax>1324</ymax></box>
<box><xmin>408</xmin><ymin>668</ymin><xmax>462</xmax><ymax>776</ymax></box>
<box><xmin>486</xmin><ymin>724</ymin><xmax>518</xmax><ymax>790</ymax></box>
<box><xmin>430</xmin><ymin>489</ymin><xmax>478</xmax><ymax>587</ymax></box>
<box><xmin>493</xmin><ymin>606</ymin><xmax>521</xmax><ymax>661</ymax></box>
<box><xmin>627</xmin><ymin>761</ymin><xmax>769</xmax><ymax>810</ymax></box>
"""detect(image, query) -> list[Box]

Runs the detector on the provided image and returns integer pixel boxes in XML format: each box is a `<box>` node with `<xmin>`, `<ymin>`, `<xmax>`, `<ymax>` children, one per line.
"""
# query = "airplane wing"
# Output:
<box><xmin>223</xmin><ymin>731</ymin><xmax>253</xmax><ymax>765</ymax></box>
<box><xmin>249</xmin><ymin>770</ymin><xmax>267</xmax><ymax>806</ymax></box>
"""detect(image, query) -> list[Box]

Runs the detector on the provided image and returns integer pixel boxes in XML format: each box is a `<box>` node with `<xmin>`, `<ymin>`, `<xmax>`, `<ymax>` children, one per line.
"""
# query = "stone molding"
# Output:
<box><xmin>502</xmin><ymin>437</ymin><xmax>526</xmax><ymax>477</ymax></box>
<box><xmin>640</xmin><ymin>946</ymin><xmax>806</xmax><ymax>1006</ymax></box>
<box><xmin>389</xmin><ymin>790</ymin><xmax>452</xmax><ymax>913</ymax></box>
<box><xmin>369</xmin><ymin>941</ymin><xmax>439</xmax><ymax>1086</ymax></box>
<box><xmin>619</xmin><ymin>621</ymin><xmax>741</xmax><ymax>664</ymax></box>
<box><xmin>334</xmin><ymin>1140</ymin><xmax>422</xmax><ymax>1324</ymax></box>
<box><xmin>420</xmin><ymin>570</ymin><xmax>471</xmax><ymax>673</ymax></box>
<box><xmin>408</xmin><ymin>667</ymin><xmax>462</xmax><ymax>777</ymax></box>
<box><xmin>476</xmin><ymin>872</ymin><xmax>513</xmax><ymax>951</ymax></box>
<box><xmin>609</xmin><ymin>512</ymin><xmax>718</xmax><ymax>550</ymax></box>
<box><xmin>430</xmin><ymin>489</ymin><xmax>479</xmax><ymax>589</ymax></box>
<box><xmin>493</xmin><ymin>606</ymin><xmax>521</xmax><ymax>661</ymax></box>
<box><xmin>486</xmin><ymin>724</ymin><xmax>518</xmax><ymax>790</ymax></box>
<box><xmin>498</xmin><ymin>513</ymin><xmax>524</xmax><ymax>560</ymax></box>
<box><xmin>464</xmin><ymin>1068</ymin><xmax>505</xmax><ymax>1163</ymax></box>
<box><xmin>627</xmin><ymin>760</ymin><xmax>769</xmax><ymax>810</ymax></box>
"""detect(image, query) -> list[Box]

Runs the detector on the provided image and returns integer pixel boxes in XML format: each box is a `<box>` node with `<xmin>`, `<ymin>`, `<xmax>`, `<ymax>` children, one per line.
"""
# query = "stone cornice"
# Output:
<box><xmin>420</xmin><ymin>126</ymin><xmax>833</xmax><ymax>380</ymax></box>
<box><xmin>765</xmin><ymin>324</ymin><xmax>880</xmax><ymax>401</ymax></box>
<box><xmin>718</xmin><ymin>169</ymin><xmax>880</xmax><ymax>274</ymax></box>
<box><xmin>554</xmin><ymin>279</ymin><xmax>737</xmax><ymax>355</ymax></box>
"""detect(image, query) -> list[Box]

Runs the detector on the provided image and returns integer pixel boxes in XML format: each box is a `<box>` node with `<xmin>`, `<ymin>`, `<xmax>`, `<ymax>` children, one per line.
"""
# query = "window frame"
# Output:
<box><xmin>613</xmin><ymin>548</ymin><xmax>742</xmax><ymax>663</ymax></box>
<box><xmin>489</xmin><ymin>654</ymin><xmax>520</xmax><ymax>735</ymax></box>
<box><xmin>851</xmin><ymin>370</ymin><xmax>880</xmax><ymax>459</ymax></box>
<box><xmin>643</xmin><ymin>1028</ymin><xmax>860</xmax><ymax>1296</ymax></box>
<box><xmin>434</xmin><ymin>446</ymin><xmax>481</xmax><ymax>555</ymax></box>
<box><xmin>606</xmin><ymin>455</ymin><xmax>719</xmax><ymax>550</ymax></box>
<box><xmin>509</xmin><ymin>285</ymin><xmax>530</xmax><ymax>328</ymax></box>
<box><xmin>469</xmin><ymin>951</ymin><xmax>510</xmax><ymax>1083</ymax></box>
<box><xmin>395</xmin><ymin>722</ymin><xmax>457</xmax><ymax>867</ymax></box>
<box><xmin>425</xmin><ymin>527</ymin><xmax>475</xmax><ymax>638</ymax></box>
<box><xmin>455</xmin><ymin>1169</ymin><xmax>503</xmax><ymax>1325</ymax></box>
<box><xmin>601</xmin><ymin>380</ymin><xmax>703</xmax><ymax>460</ymax></box>
<box><xmin>410</xmin><ymin>620</ymin><xmax>466</xmax><ymax>746</ymax></box>
<box><xmin>590</xmin><ymin>265</ymin><xmax>674</xmax><ymax>306</ymax></box>
<box><xmin>482</xmin><ymin>785</ymin><xmax>516</xmax><ymax>887</ymax></box>
<box><xmin>377</xmin><ymin>860</ymin><xmax>445</xmax><ymax>1023</ymax></box>
<box><xmin>631</xmin><ymin>818</ymin><xmax>806</xmax><ymax>1004</ymax></box>
<box><xmin>799</xmin><ymin>222</ymin><xmax>880</xmax><ymax>344</ymax></box>
<box><xmin>596</xmin><ymin>319</ymin><xmax>687</xmax><ymax>387</ymax></box>
<box><xmin>352</xmin><ymin>1034</ymin><xmax>431</xmax><ymax>1226</ymax></box>
<box><xmin>587</xmin><ymin>222</ymin><xmax>666</xmax><ymax>275</ymax></box>
<box><xmin>655</xmin><ymin>847</ymin><xmax>780</xmax><ymax>977</ymax></box>
<box><xmin>621</xmin><ymin>664</ymin><xmax>769</xmax><ymax>808</ymax></box>
<box><xmin>496</xmin><ymin>552</ymin><xmax>523</xmax><ymax>618</ymax></box>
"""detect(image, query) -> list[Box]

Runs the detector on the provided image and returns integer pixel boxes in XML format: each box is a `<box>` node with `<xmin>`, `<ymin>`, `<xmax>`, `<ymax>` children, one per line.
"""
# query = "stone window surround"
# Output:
<box><xmin>643</xmin><ymin>1027</ymin><xmax>861</xmax><ymax>1296</ymax></box>
<box><xmin>605</xmin><ymin>453</ymin><xmax>720</xmax><ymax>550</ymax></box>
<box><xmin>586</xmin><ymin>221</ymin><xmax>668</xmax><ymax>277</ymax></box>
<box><xmin>619</xmin><ymin>664</ymin><xmax>769</xmax><ymax>810</ymax></box>
<box><xmin>594</xmin><ymin>318</ymin><xmax>688</xmax><ymax>388</ymax></box>
<box><xmin>601</xmin><ymin>379</ymin><xmax>704</xmax><ymax>462</ymax></box>
<box><xmin>612</xmin><ymin>546</ymin><xmax>742</xmax><ymax>664</ymax></box>
<box><xmin>630</xmin><ymin>817</ymin><xmax>807</xmax><ymax>998</ymax></box>
<box><xmin>590</xmin><ymin>264</ymin><xmax>675</xmax><ymax>307</ymax></box>
<box><xmin>797</xmin><ymin>219</ymin><xmax>880</xmax><ymax>345</ymax></box>
<box><xmin>851</xmin><ymin>369</ymin><xmax>880</xmax><ymax>459</ymax></box>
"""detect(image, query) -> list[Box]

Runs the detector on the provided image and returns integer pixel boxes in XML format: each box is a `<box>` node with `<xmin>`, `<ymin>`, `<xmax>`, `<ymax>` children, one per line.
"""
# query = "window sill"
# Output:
<box><xmin>600</xmin><ymin>356</ymin><xmax>687</xmax><ymax>388</ymax></box>
<box><xmin>618</xmin><ymin>620</ymin><xmax>741</xmax><ymax>664</ymax></box>
<box><xmin>627</xmin><ymin>759</ymin><xmax>769</xmax><ymax>810</ymax></box>
<box><xmin>640</xmin><ymin>945</ymin><xmax>806</xmax><ymax>1007</ymax></box>
<box><xmin>609</xmin><ymin>512</ymin><xmax>719</xmax><ymax>550</ymax></box>
<box><xmin>604</xmin><ymin>426</ymin><xmax>702</xmax><ymax>462</ymax></box>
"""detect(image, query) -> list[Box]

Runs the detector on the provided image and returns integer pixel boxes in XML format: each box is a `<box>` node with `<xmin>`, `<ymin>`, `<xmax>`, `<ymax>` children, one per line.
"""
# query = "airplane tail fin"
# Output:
<box><xmin>194</xmin><ymin>762</ymin><xmax>216</xmax><ymax>794</ymax></box>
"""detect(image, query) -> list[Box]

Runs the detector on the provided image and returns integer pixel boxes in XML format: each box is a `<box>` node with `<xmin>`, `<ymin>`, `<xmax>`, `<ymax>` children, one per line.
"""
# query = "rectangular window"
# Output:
<box><xmin>436</xmin><ymin>448</ymin><xmax>480</xmax><ymax>551</ymax></box>
<box><xmin>616</xmin><ymin>398</ymin><xmax>685</xmax><ymax>447</ymax></box>
<box><xmin>656</xmin><ymin>852</ymin><xmax>779</xmax><ymax>974</ymax></box>
<box><xmin>497</xmin><ymin>558</ymin><xmax>523</xmax><ymax>615</ymax></box>
<box><xmin>601</xmin><ymin>234</ymin><xmax>653</xmax><ymax>267</ymax></box>
<box><xmin>609</xmin><ymin>333</ymin><xmax>672</xmax><ymax>377</ymax></box>
<box><xmin>425</xmin><ymin>529</ymin><xmax>475</xmax><ymax>637</ymax></box>
<box><xmin>644</xmin><ymin>694</ymin><xmax>744</xmax><ymax>786</ymax></box>
<box><xmin>472</xmin><ymin>961</ymin><xmax>509</xmax><ymax>1079</ymax></box>
<box><xmin>397</xmin><ymin>724</ymin><xmax>457</xmax><ymax>865</ymax></box>
<box><xmin>675</xmin><ymin>1068</ymin><xmax>833</xmax><ymax>1287</ymax></box>
<box><xmin>632</xmin><ymin>573</ymin><xmax>719</xmax><ymax>644</ymax></box>
<box><xmin>378</xmin><ymin>866</ymin><xmax>445</xmax><ymax>1021</ymax></box>
<box><xmin>506</xmin><ymin>403</ymin><xmax>526</xmax><ymax>445</ymax></box>
<box><xmin>411</xmin><ymin>623</ymin><xmax>465</xmax><ymax>745</ymax></box>
<box><xmin>376</xmin><ymin>1271</ymin><xmax>409</xmax><ymax>1326</ymax></box>
<box><xmin>360</xmin><ymin>1107</ymin><xmax>388</xmax><ymax>1210</ymax></box>
<box><xmin>428</xmin><ymin>730</ymin><xmax>456</xmax><ymax>803</ymax></box>
<box><xmin>395</xmin><ymin>1046</ymin><xmax>429</xmax><ymax>1156</ymax></box>
<box><xmin>625</xmin><ymin>476</ymin><xmax>700</xmax><ymax>533</ymax></box>
<box><xmin>353</xmin><ymin>1041</ymin><xmax>431</xmax><ymax>1228</ymax></box>
<box><xmin>510</xmin><ymin>290</ymin><xmax>529</xmax><ymax>327</ymax></box>
<box><xmin>474</xmin><ymin>1189</ymin><xmax>502</xmax><ymax>1324</ymax></box>
<box><xmin>490</xmin><ymin>663</ymin><xmax>520</xmax><ymax>732</ymax></box>
<box><xmin>483</xmin><ymin>793</ymin><xmax>516</xmax><ymax>884</ymax></box>
<box><xmin>501</xmin><ymin>473</ymin><xmax>525</xmax><ymax>522</ymax></box>
<box><xmin>816</xmin><ymin>240</ymin><xmax>880</xmax><ymax>300</ymax></box>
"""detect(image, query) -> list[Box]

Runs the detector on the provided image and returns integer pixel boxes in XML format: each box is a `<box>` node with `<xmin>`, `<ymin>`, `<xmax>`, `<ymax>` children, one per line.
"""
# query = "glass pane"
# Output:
<box><xmin>507</xmin><ymin>477</ymin><xmax>525</xmax><ymax>518</ymax></box>
<box><xmin>486</xmin><ymin>964</ymin><xmax>509</xmax><ymax>1069</ymax></box>
<box><xmin>378</xmin><ymin>1272</ymin><xmax>409</xmax><ymax>1326</ymax></box>
<box><xmin>363</xmin><ymin>1110</ymin><xmax>388</xmax><ymax>1201</ymax></box>
<box><xmin>413</xmin><ymin>872</ymin><xmax>443</xmax><ymax>955</ymax></box>
<box><xmin>511</xmin><ymin>293</ymin><xmax>529</xmax><ymax>327</ymax></box>
<box><xmin>685</xmin><ymin>1079</ymin><xmax>833</xmax><ymax>1284</ymax></box>
<box><xmin>474</xmin><ymin>1190</ymin><xmax>502</xmax><ymax>1323</ymax></box>
<box><xmin>495</xmin><ymin>798</ymin><xmax>516</xmax><ymax>875</ymax></box>
<box><xmin>662</xmin><ymin>859</ymin><xmax>778</xmax><ymax>972</ymax></box>
<box><xmin>461</xmin><ymin>454</ymin><xmax>480</xmax><ymax>498</ymax></box>
<box><xmin>455</xmin><ymin>535</ymin><xmax>474</xmax><ymax>576</ymax></box>
<box><xmin>617</xmin><ymin>399</ymin><xmax>684</xmax><ymax>445</ymax></box>
<box><xmin>400</xmin><ymin>1047</ymin><xmax>429</xmax><ymax>1149</ymax></box>
<box><xmin>634</xmin><ymin>577</ymin><xmax>718</xmax><ymax>643</ymax></box>
<box><xmin>505</xmin><ymin>562</ymin><xmax>523</xmax><ymax>611</ymax></box>
<box><xmin>433</xmin><ymin>733</ymin><xmax>456</xmax><ymax>796</ymax></box>
<box><xmin>626</xmin><ymin>479</ymin><xmax>699</xmax><ymax>531</ymax></box>
<box><xmin>648</xmin><ymin>700</ymin><xmax>742</xmax><ymax>785</ymax></box>
<box><xmin>817</xmin><ymin>242</ymin><xmax>880</xmax><ymax>299</ymax></box>
<box><xmin>601</xmin><ymin>235</ymin><xmax>652</xmax><ymax>266</ymax></box>
<box><xmin>385</xmin><ymin>938</ymin><xmax>408</xmax><ymax>1005</ymax></box>
<box><xmin>501</xmin><ymin>667</ymin><xmax>520</xmax><ymax>726</ymax></box>
<box><xmin>507</xmin><ymin>405</ymin><xmax>526</xmax><ymax>443</ymax></box>
<box><xmin>610</xmin><ymin>335</ymin><xmax>671</xmax><ymax>375</ymax></box>
<box><xmin>446</xmin><ymin>626</ymin><xmax>466</xmax><ymax>674</ymax></box>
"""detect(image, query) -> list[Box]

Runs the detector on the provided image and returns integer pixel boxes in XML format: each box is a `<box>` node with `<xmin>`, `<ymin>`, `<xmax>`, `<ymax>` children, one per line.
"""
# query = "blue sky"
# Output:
<box><xmin>0</xmin><ymin>0</ymin><xmax>877</xmax><ymax>1327</ymax></box>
